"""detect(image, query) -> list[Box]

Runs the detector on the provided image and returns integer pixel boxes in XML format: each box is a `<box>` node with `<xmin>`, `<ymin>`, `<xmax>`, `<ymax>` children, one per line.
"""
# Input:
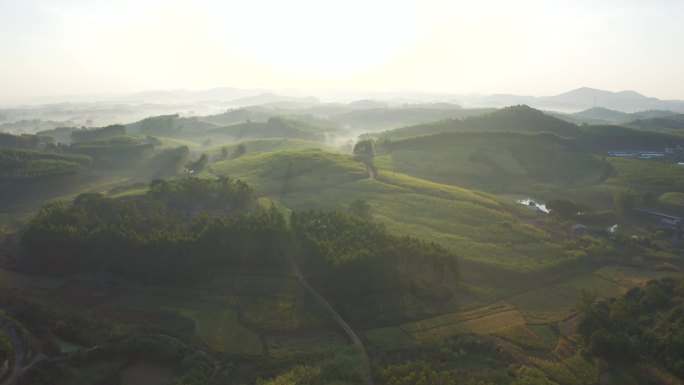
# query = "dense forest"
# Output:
<box><xmin>22</xmin><ymin>177</ymin><xmax>289</xmax><ymax>283</ymax></box>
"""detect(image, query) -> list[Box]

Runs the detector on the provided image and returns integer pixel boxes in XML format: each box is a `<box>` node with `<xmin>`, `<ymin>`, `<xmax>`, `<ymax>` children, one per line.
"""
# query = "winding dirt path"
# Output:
<box><xmin>289</xmin><ymin>257</ymin><xmax>374</xmax><ymax>385</ymax></box>
<box><xmin>365</xmin><ymin>163</ymin><xmax>376</xmax><ymax>180</ymax></box>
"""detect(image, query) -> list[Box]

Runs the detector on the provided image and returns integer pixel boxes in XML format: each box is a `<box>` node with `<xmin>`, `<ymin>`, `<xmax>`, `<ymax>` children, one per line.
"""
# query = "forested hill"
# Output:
<box><xmin>373</xmin><ymin>105</ymin><xmax>579</xmax><ymax>140</ymax></box>
<box><xmin>22</xmin><ymin>177</ymin><xmax>275</xmax><ymax>283</ymax></box>
<box><xmin>627</xmin><ymin>113</ymin><xmax>684</xmax><ymax>132</ymax></box>
<box><xmin>22</xmin><ymin>177</ymin><xmax>460</xmax><ymax>309</ymax></box>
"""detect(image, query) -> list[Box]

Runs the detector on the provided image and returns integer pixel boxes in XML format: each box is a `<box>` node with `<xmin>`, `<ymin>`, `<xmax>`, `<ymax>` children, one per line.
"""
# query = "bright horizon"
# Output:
<box><xmin>2</xmin><ymin>0</ymin><xmax>684</xmax><ymax>103</ymax></box>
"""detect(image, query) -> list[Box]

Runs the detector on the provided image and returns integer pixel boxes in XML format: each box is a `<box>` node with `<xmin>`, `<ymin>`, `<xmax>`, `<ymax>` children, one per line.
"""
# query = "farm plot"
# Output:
<box><xmin>509</xmin><ymin>274</ymin><xmax>626</xmax><ymax>324</ymax></box>
<box><xmin>593</xmin><ymin>265</ymin><xmax>683</xmax><ymax>288</ymax></box>
<box><xmin>365</xmin><ymin>302</ymin><xmax>526</xmax><ymax>349</ymax></box>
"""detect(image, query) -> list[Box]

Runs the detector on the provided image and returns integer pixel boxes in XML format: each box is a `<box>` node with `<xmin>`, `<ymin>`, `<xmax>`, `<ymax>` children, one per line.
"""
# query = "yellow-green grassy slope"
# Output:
<box><xmin>207</xmin><ymin>149</ymin><xmax>589</xmax><ymax>275</ymax></box>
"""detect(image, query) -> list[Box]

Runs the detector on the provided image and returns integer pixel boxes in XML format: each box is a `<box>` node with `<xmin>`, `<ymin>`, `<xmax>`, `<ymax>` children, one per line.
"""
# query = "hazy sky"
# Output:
<box><xmin>2</xmin><ymin>0</ymin><xmax>684</xmax><ymax>102</ymax></box>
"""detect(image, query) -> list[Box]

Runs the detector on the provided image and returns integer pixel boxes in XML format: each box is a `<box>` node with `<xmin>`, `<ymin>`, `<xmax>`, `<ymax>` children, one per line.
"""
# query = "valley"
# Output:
<box><xmin>1</xmin><ymin>97</ymin><xmax>684</xmax><ymax>385</ymax></box>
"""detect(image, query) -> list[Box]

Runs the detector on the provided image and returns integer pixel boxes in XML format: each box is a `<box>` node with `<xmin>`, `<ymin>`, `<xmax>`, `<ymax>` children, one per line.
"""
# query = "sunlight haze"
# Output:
<box><xmin>1</xmin><ymin>0</ymin><xmax>683</xmax><ymax>102</ymax></box>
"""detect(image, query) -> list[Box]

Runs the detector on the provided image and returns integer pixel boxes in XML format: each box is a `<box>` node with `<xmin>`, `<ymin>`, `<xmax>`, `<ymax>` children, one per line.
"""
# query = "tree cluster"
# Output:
<box><xmin>577</xmin><ymin>278</ymin><xmax>684</xmax><ymax>378</ymax></box>
<box><xmin>0</xmin><ymin>148</ymin><xmax>90</xmax><ymax>207</ymax></box>
<box><xmin>71</xmin><ymin>124</ymin><xmax>126</xmax><ymax>142</ymax></box>
<box><xmin>291</xmin><ymin>211</ymin><xmax>459</xmax><ymax>301</ymax></box>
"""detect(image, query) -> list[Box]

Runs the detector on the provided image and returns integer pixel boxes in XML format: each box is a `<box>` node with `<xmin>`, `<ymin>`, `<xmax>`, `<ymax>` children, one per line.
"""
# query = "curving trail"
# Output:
<box><xmin>289</xmin><ymin>257</ymin><xmax>374</xmax><ymax>385</ymax></box>
<box><xmin>365</xmin><ymin>163</ymin><xmax>376</xmax><ymax>180</ymax></box>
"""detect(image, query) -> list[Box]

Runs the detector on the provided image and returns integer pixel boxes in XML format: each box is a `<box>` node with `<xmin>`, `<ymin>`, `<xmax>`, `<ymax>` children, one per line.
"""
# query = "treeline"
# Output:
<box><xmin>0</xmin><ymin>148</ymin><xmax>90</xmax><ymax>179</ymax></box>
<box><xmin>70</xmin><ymin>124</ymin><xmax>126</xmax><ymax>142</ymax></box>
<box><xmin>148</xmin><ymin>176</ymin><xmax>256</xmax><ymax>212</ymax></box>
<box><xmin>375</xmin><ymin>105</ymin><xmax>579</xmax><ymax>140</ymax></box>
<box><xmin>577</xmin><ymin>277</ymin><xmax>684</xmax><ymax>379</ymax></box>
<box><xmin>0</xmin><ymin>132</ymin><xmax>53</xmax><ymax>149</ymax></box>
<box><xmin>68</xmin><ymin>135</ymin><xmax>158</xmax><ymax>168</ymax></box>
<box><xmin>373</xmin><ymin>104</ymin><xmax>684</xmax><ymax>153</ymax></box>
<box><xmin>291</xmin><ymin>211</ymin><xmax>459</xmax><ymax>301</ymax></box>
<box><xmin>22</xmin><ymin>177</ymin><xmax>289</xmax><ymax>284</ymax></box>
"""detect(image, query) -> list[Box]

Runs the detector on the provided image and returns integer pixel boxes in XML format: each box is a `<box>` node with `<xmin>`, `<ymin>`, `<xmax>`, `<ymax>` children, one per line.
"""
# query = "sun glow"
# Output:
<box><xmin>201</xmin><ymin>0</ymin><xmax>419</xmax><ymax>76</ymax></box>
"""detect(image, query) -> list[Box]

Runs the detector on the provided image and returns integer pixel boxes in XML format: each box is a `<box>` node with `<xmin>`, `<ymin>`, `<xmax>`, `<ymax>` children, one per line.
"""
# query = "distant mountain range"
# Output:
<box><xmin>549</xmin><ymin>107</ymin><xmax>678</xmax><ymax>125</ymax></box>
<box><xmin>458</xmin><ymin>87</ymin><xmax>684</xmax><ymax>113</ymax></box>
<box><xmin>115</xmin><ymin>86</ymin><xmax>684</xmax><ymax>114</ymax></box>
<box><xmin>10</xmin><ymin>86</ymin><xmax>684</xmax><ymax>114</ymax></box>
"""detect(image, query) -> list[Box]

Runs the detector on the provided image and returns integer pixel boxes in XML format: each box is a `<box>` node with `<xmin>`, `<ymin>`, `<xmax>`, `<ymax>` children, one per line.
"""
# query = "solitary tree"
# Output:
<box><xmin>353</xmin><ymin>140</ymin><xmax>375</xmax><ymax>158</ymax></box>
<box><xmin>233</xmin><ymin>144</ymin><xmax>247</xmax><ymax>158</ymax></box>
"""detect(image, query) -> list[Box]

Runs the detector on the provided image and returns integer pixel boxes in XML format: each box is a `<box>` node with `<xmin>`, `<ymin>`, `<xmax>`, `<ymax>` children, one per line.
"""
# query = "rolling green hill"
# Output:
<box><xmin>374</xmin><ymin>131</ymin><xmax>608</xmax><ymax>192</ymax></box>
<box><xmin>203</xmin><ymin>138</ymin><xmax>330</xmax><ymax>161</ymax></box>
<box><xmin>206</xmin><ymin>149</ymin><xmax>605</xmax><ymax>279</ymax></box>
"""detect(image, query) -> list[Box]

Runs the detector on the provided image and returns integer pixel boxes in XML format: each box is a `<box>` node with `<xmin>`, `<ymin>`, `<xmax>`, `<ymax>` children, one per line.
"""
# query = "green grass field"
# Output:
<box><xmin>204</xmin><ymin>149</ymin><xmax>595</xmax><ymax>276</ymax></box>
<box><xmin>658</xmin><ymin>191</ymin><xmax>684</xmax><ymax>213</ymax></box>
<box><xmin>155</xmin><ymin>136</ymin><xmax>202</xmax><ymax>150</ymax></box>
<box><xmin>607</xmin><ymin>157</ymin><xmax>684</xmax><ymax>190</ymax></box>
<box><xmin>528</xmin><ymin>354</ymin><xmax>599</xmax><ymax>385</ymax></box>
